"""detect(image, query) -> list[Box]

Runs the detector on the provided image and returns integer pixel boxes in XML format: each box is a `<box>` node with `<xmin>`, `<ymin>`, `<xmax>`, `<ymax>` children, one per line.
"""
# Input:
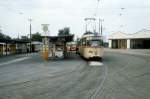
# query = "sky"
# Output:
<box><xmin>0</xmin><ymin>0</ymin><xmax>150</xmax><ymax>39</ymax></box>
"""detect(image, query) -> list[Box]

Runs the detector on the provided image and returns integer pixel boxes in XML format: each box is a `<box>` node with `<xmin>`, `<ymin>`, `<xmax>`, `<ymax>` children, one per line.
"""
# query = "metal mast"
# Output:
<box><xmin>28</xmin><ymin>18</ymin><xmax>32</xmax><ymax>53</ymax></box>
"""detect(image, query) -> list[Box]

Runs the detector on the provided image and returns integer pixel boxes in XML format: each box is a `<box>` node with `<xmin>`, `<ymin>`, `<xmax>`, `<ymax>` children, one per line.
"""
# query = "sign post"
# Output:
<box><xmin>41</xmin><ymin>24</ymin><xmax>49</xmax><ymax>61</ymax></box>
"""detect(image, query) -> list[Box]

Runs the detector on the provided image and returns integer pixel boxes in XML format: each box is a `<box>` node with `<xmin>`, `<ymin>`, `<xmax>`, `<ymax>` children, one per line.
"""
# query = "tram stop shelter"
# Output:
<box><xmin>42</xmin><ymin>35</ymin><xmax>74</xmax><ymax>59</ymax></box>
<box><xmin>0</xmin><ymin>39</ymin><xmax>30</xmax><ymax>56</ymax></box>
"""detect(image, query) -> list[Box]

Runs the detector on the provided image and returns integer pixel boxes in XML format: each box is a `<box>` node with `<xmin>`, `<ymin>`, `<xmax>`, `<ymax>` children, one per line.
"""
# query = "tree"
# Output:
<box><xmin>58</xmin><ymin>29</ymin><xmax>64</xmax><ymax>36</ymax></box>
<box><xmin>0</xmin><ymin>33</ymin><xmax>5</xmax><ymax>39</ymax></box>
<box><xmin>31</xmin><ymin>32</ymin><xmax>42</xmax><ymax>42</ymax></box>
<box><xmin>5</xmin><ymin>36</ymin><xmax>11</xmax><ymax>40</ymax></box>
<box><xmin>63</xmin><ymin>27</ymin><xmax>70</xmax><ymax>35</ymax></box>
<box><xmin>21</xmin><ymin>36</ymin><xmax>29</xmax><ymax>41</ymax></box>
<box><xmin>58</xmin><ymin>27</ymin><xmax>70</xmax><ymax>36</ymax></box>
<box><xmin>0</xmin><ymin>33</ymin><xmax>11</xmax><ymax>40</ymax></box>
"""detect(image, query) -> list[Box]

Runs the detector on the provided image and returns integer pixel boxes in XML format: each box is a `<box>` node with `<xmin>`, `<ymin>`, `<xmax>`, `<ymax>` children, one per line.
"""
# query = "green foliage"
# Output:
<box><xmin>5</xmin><ymin>36</ymin><xmax>11</xmax><ymax>40</ymax></box>
<box><xmin>0</xmin><ymin>33</ymin><xmax>4</xmax><ymax>39</ymax></box>
<box><xmin>0</xmin><ymin>33</ymin><xmax>11</xmax><ymax>40</ymax></box>
<box><xmin>58</xmin><ymin>27</ymin><xmax>70</xmax><ymax>36</ymax></box>
<box><xmin>21</xmin><ymin>36</ymin><xmax>29</xmax><ymax>41</ymax></box>
<box><xmin>31</xmin><ymin>32</ymin><xmax>42</xmax><ymax>42</ymax></box>
<box><xmin>21</xmin><ymin>36</ymin><xmax>28</xmax><ymax>40</ymax></box>
<box><xmin>58</xmin><ymin>29</ymin><xmax>64</xmax><ymax>36</ymax></box>
<box><xmin>19</xmin><ymin>32</ymin><xmax>42</xmax><ymax>42</ymax></box>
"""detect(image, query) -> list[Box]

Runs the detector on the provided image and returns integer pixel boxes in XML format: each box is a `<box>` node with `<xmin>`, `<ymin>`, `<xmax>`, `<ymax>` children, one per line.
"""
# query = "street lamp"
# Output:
<box><xmin>0</xmin><ymin>25</ymin><xmax>2</xmax><ymax>33</ymax></box>
<box><xmin>99</xmin><ymin>18</ymin><xmax>104</xmax><ymax>35</ymax></box>
<box><xmin>28</xmin><ymin>18</ymin><xmax>32</xmax><ymax>53</ymax></box>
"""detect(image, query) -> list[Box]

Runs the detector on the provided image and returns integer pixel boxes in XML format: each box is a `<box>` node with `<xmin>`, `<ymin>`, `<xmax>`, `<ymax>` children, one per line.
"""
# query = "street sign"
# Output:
<box><xmin>41</xmin><ymin>24</ymin><xmax>49</xmax><ymax>32</ymax></box>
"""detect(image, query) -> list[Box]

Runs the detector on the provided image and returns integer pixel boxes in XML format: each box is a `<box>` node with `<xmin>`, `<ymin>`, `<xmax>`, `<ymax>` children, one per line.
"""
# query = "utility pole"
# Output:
<box><xmin>101</xmin><ymin>22</ymin><xmax>103</xmax><ymax>35</ymax></box>
<box><xmin>18</xmin><ymin>33</ymin><xmax>20</xmax><ymax>39</ymax></box>
<box><xmin>99</xmin><ymin>19</ymin><xmax>101</xmax><ymax>35</ymax></box>
<box><xmin>85</xmin><ymin>23</ymin><xmax>87</xmax><ymax>33</ymax></box>
<box><xmin>99</xmin><ymin>19</ymin><xmax>104</xmax><ymax>35</ymax></box>
<box><xmin>28</xmin><ymin>18</ymin><xmax>32</xmax><ymax>53</ymax></box>
<box><xmin>0</xmin><ymin>25</ymin><xmax>2</xmax><ymax>33</ymax></box>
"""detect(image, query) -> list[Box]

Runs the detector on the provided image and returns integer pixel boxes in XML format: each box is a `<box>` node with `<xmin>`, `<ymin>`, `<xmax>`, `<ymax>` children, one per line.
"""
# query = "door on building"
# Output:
<box><xmin>118</xmin><ymin>39</ymin><xmax>127</xmax><ymax>49</ymax></box>
<box><xmin>131</xmin><ymin>39</ymin><xmax>150</xmax><ymax>49</ymax></box>
<box><xmin>112</xmin><ymin>40</ymin><xmax>118</xmax><ymax>48</ymax></box>
<box><xmin>112</xmin><ymin>39</ymin><xmax>127</xmax><ymax>49</ymax></box>
<box><xmin>143</xmin><ymin>40</ymin><xmax>150</xmax><ymax>49</ymax></box>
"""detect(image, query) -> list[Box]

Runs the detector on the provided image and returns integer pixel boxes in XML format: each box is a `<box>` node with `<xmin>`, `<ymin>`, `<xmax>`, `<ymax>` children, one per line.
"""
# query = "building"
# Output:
<box><xmin>0</xmin><ymin>43</ymin><xmax>4</xmax><ymax>55</ymax></box>
<box><xmin>108</xmin><ymin>29</ymin><xmax>150</xmax><ymax>49</ymax></box>
<box><xmin>0</xmin><ymin>39</ymin><xmax>29</xmax><ymax>56</ymax></box>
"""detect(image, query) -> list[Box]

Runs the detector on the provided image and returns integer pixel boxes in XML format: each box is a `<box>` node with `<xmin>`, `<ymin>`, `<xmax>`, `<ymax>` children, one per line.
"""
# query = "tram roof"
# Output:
<box><xmin>82</xmin><ymin>34</ymin><xmax>102</xmax><ymax>38</ymax></box>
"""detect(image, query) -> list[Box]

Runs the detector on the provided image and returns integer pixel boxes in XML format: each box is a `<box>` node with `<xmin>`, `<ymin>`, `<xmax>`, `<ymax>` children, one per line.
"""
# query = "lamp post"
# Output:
<box><xmin>28</xmin><ymin>18</ymin><xmax>32</xmax><ymax>53</ymax></box>
<box><xmin>99</xmin><ymin>19</ymin><xmax>104</xmax><ymax>35</ymax></box>
<box><xmin>0</xmin><ymin>25</ymin><xmax>2</xmax><ymax>33</ymax></box>
<box><xmin>18</xmin><ymin>12</ymin><xmax>33</xmax><ymax>53</ymax></box>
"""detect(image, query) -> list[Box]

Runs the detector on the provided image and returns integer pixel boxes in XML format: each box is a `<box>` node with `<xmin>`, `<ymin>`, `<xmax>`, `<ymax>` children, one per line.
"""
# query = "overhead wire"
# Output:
<box><xmin>94</xmin><ymin>0</ymin><xmax>101</xmax><ymax>18</ymax></box>
<box><xmin>94</xmin><ymin>0</ymin><xmax>101</xmax><ymax>33</ymax></box>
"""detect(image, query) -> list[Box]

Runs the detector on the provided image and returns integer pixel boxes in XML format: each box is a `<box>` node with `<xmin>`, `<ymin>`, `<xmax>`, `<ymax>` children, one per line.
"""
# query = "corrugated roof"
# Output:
<box><xmin>109</xmin><ymin>29</ymin><xmax>150</xmax><ymax>39</ymax></box>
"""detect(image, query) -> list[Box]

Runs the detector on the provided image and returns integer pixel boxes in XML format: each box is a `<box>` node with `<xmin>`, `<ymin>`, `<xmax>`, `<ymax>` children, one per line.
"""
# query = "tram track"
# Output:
<box><xmin>89</xmin><ymin>62</ymin><xmax>108</xmax><ymax>99</ymax></box>
<box><xmin>0</xmin><ymin>53</ymin><xmax>107</xmax><ymax>99</ymax></box>
<box><xmin>0</xmin><ymin>62</ymin><xmax>83</xmax><ymax>89</ymax></box>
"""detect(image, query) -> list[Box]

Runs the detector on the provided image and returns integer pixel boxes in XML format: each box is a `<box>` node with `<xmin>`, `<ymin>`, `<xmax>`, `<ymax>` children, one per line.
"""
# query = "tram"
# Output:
<box><xmin>66</xmin><ymin>41</ymin><xmax>77</xmax><ymax>52</ymax></box>
<box><xmin>79</xmin><ymin>32</ymin><xmax>103</xmax><ymax>61</ymax></box>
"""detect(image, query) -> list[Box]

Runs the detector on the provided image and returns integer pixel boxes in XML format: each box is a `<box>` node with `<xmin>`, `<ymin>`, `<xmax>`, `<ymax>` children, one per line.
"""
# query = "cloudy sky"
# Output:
<box><xmin>0</xmin><ymin>0</ymin><xmax>150</xmax><ymax>39</ymax></box>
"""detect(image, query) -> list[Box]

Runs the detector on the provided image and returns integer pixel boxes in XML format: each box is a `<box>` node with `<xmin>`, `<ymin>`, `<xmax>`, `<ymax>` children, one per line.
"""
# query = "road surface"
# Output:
<box><xmin>0</xmin><ymin>50</ymin><xmax>149</xmax><ymax>99</ymax></box>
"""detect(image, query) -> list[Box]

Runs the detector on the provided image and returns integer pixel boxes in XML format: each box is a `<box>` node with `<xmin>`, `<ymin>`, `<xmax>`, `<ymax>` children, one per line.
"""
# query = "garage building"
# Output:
<box><xmin>108</xmin><ymin>29</ymin><xmax>150</xmax><ymax>49</ymax></box>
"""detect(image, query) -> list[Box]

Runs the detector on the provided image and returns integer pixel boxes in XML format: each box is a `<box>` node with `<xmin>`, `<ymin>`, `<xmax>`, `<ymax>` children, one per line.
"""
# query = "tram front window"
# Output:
<box><xmin>87</xmin><ymin>40</ymin><xmax>103</xmax><ymax>47</ymax></box>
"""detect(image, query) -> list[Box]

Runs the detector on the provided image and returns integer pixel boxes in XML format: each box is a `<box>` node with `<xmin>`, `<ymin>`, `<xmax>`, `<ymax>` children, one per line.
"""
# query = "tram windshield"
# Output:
<box><xmin>87</xmin><ymin>40</ymin><xmax>103</xmax><ymax>47</ymax></box>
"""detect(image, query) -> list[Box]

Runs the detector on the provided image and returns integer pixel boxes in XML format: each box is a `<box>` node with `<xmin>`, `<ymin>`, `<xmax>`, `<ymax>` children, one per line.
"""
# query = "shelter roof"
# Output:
<box><xmin>42</xmin><ymin>35</ymin><xmax>74</xmax><ymax>42</ymax></box>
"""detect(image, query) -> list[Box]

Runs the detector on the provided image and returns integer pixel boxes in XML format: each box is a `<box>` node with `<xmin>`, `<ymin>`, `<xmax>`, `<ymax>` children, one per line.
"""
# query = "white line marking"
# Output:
<box><xmin>0</xmin><ymin>57</ymin><xmax>31</xmax><ymax>66</ymax></box>
<box><xmin>89</xmin><ymin>61</ymin><xmax>103</xmax><ymax>66</ymax></box>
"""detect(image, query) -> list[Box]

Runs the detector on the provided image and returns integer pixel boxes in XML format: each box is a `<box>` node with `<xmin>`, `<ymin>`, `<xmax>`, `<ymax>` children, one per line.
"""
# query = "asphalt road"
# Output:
<box><xmin>0</xmin><ymin>50</ymin><xmax>150</xmax><ymax>99</ymax></box>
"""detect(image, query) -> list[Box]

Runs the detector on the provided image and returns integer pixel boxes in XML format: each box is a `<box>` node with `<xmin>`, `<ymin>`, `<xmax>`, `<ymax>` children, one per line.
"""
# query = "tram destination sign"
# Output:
<box><xmin>87</xmin><ymin>36</ymin><xmax>102</xmax><ymax>40</ymax></box>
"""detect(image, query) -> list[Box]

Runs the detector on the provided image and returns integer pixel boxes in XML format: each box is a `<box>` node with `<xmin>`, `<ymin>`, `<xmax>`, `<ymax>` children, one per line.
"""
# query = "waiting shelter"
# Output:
<box><xmin>0</xmin><ymin>39</ymin><xmax>30</xmax><ymax>56</ymax></box>
<box><xmin>42</xmin><ymin>35</ymin><xmax>74</xmax><ymax>59</ymax></box>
